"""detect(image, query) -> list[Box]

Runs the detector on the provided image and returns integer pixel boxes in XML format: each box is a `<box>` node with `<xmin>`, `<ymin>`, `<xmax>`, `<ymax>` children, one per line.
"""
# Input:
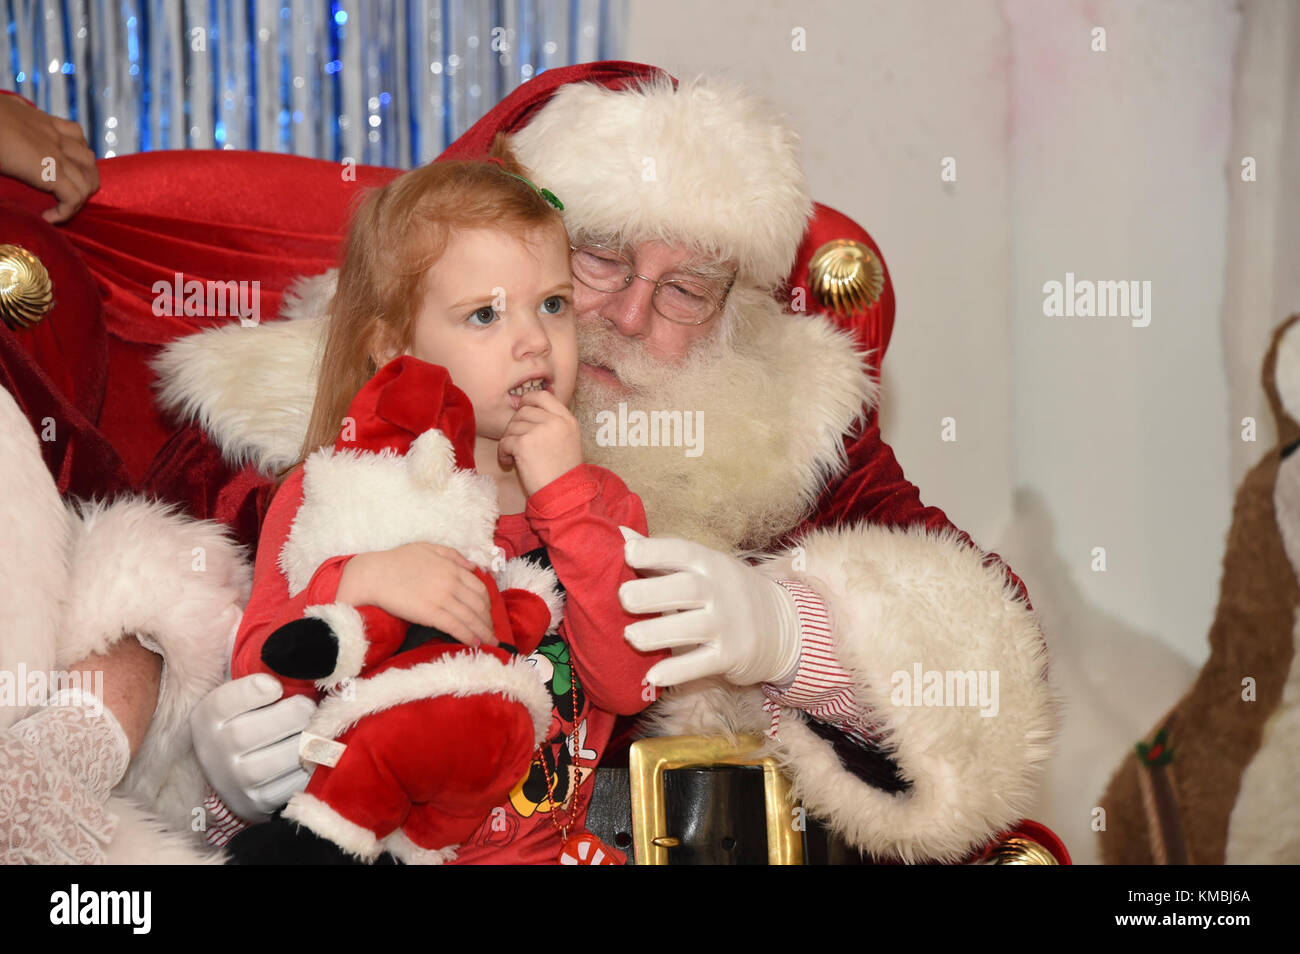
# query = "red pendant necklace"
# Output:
<box><xmin>535</xmin><ymin>671</ymin><xmax>619</xmax><ymax>865</ymax></box>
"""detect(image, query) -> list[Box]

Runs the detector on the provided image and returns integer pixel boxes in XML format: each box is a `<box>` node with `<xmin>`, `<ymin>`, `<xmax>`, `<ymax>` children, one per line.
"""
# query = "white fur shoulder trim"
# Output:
<box><xmin>152</xmin><ymin>270</ymin><xmax>336</xmax><ymax>475</ymax></box>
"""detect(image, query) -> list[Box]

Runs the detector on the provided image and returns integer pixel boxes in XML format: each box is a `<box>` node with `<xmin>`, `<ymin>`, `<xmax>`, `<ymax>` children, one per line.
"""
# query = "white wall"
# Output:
<box><xmin>626</xmin><ymin>0</ymin><xmax>1238</xmax><ymax>666</ymax></box>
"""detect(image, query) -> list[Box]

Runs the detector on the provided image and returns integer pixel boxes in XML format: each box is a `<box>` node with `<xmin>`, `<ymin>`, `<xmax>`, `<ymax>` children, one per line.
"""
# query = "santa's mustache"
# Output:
<box><xmin>574</xmin><ymin>317</ymin><xmax>727</xmax><ymax>393</ymax></box>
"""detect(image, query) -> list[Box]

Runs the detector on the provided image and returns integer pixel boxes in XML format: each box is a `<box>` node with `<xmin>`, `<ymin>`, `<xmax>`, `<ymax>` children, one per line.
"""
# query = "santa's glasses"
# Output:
<box><xmin>570</xmin><ymin>244</ymin><xmax>733</xmax><ymax>326</ymax></box>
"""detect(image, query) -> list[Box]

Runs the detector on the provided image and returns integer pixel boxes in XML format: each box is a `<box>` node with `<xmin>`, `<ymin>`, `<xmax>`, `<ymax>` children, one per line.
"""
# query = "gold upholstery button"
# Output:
<box><xmin>807</xmin><ymin>239</ymin><xmax>884</xmax><ymax>316</ymax></box>
<box><xmin>0</xmin><ymin>243</ymin><xmax>54</xmax><ymax>331</ymax></box>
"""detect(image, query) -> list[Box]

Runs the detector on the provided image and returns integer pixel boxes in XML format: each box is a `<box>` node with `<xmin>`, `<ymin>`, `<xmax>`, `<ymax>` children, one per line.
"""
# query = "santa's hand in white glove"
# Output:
<box><xmin>618</xmin><ymin>528</ymin><xmax>801</xmax><ymax>688</ymax></box>
<box><xmin>190</xmin><ymin>674</ymin><xmax>317</xmax><ymax>822</ymax></box>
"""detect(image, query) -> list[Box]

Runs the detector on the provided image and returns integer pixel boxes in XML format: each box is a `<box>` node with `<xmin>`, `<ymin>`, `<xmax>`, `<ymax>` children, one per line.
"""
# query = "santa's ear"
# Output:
<box><xmin>408</xmin><ymin>429</ymin><xmax>456</xmax><ymax>489</ymax></box>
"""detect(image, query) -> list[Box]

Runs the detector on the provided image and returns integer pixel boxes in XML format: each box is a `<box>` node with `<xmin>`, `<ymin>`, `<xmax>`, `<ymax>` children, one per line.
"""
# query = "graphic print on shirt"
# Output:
<box><xmin>508</xmin><ymin>633</ymin><xmax>592</xmax><ymax>818</ymax></box>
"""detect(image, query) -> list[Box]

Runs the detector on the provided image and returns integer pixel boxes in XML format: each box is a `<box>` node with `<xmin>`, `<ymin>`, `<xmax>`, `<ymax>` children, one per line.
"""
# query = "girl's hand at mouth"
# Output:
<box><xmin>497</xmin><ymin>389</ymin><xmax>584</xmax><ymax>496</ymax></box>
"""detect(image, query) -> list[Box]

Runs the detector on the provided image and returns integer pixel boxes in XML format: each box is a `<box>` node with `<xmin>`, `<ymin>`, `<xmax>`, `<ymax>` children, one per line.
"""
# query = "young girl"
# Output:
<box><xmin>227</xmin><ymin>139</ymin><xmax>666</xmax><ymax>865</ymax></box>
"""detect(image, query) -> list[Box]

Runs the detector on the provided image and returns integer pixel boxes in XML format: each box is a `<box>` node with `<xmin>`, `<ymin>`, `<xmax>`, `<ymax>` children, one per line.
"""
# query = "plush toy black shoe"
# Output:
<box><xmin>224</xmin><ymin>810</ymin><xmax>398</xmax><ymax>865</ymax></box>
<box><xmin>261</xmin><ymin>617</ymin><xmax>340</xmax><ymax>680</ymax></box>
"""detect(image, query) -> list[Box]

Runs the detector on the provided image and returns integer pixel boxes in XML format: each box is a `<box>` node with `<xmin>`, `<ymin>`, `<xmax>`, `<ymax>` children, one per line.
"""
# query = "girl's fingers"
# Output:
<box><xmin>498</xmin><ymin>434</ymin><xmax>516</xmax><ymax>468</ymax></box>
<box><xmin>424</xmin><ymin>543</ymin><xmax>476</xmax><ymax>571</ymax></box>
<box><xmin>518</xmin><ymin>389</ymin><xmax>571</xmax><ymax>415</ymax></box>
<box><xmin>505</xmin><ymin>405</ymin><xmax>552</xmax><ymax>425</ymax></box>
<box><xmin>427</xmin><ymin>607</ymin><xmax>481</xmax><ymax>647</ymax></box>
<box><xmin>455</xmin><ymin>568</ymin><xmax>492</xmax><ymax>612</ymax></box>
<box><xmin>440</xmin><ymin>596</ymin><xmax>496</xmax><ymax>646</ymax></box>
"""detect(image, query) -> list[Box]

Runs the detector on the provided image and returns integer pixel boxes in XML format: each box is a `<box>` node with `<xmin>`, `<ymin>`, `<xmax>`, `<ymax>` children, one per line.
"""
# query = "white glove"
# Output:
<box><xmin>189</xmin><ymin>674</ymin><xmax>316</xmax><ymax>822</ymax></box>
<box><xmin>1</xmin><ymin>692</ymin><xmax>129</xmax><ymax>865</ymax></box>
<box><xmin>618</xmin><ymin>529</ymin><xmax>802</xmax><ymax>688</ymax></box>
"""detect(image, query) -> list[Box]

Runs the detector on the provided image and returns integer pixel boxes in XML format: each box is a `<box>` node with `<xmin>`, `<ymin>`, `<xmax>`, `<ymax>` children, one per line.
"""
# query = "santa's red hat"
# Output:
<box><xmin>338</xmin><ymin>356</ymin><xmax>476</xmax><ymax>471</ymax></box>
<box><xmin>508</xmin><ymin>73</ymin><xmax>811</xmax><ymax>294</ymax></box>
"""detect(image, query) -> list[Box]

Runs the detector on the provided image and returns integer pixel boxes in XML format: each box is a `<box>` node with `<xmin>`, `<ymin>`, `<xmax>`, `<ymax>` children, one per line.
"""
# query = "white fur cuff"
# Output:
<box><xmin>303</xmin><ymin>603</ymin><xmax>368</xmax><ymax>689</ymax></box>
<box><xmin>495</xmin><ymin>557</ymin><xmax>566</xmax><ymax>634</ymax></box>
<box><xmin>57</xmin><ymin>497</ymin><xmax>252</xmax><ymax>830</ymax></box>
<box><xmin>749</xmin><ymin>523</ymin><xmax>1060</xmax><ymax>863</ymax></box>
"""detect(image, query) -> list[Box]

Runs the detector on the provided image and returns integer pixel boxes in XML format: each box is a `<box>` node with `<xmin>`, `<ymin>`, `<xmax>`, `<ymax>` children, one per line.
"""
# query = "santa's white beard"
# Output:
<box><xmin>572</xmin><ymin>286</ymin><xmax>827</xmax><ymax>553</ymax></box>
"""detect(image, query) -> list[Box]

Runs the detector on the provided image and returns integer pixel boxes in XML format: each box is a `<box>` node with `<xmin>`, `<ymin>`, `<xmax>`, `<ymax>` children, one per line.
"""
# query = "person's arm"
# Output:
<box><xmin>1</xmin><ymin>638</ymin><xmax>160</xmax><ymax>864</ymax></box>
<box><xmin>524</xmin><ymin>464</ymin><xmax>668</xmax><ymax>716</ymax></box>
<box><xmin>69</xmin><ymin>638</ymin><xmax>163</xmax><ymax>757</ymax></box>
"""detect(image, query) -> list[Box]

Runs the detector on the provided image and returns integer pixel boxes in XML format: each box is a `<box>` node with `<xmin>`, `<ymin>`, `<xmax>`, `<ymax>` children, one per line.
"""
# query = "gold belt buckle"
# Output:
<box><xmin>628</xmin><ymin>734</ymin><xmax>804</xmax><ymax>865</ymax></box>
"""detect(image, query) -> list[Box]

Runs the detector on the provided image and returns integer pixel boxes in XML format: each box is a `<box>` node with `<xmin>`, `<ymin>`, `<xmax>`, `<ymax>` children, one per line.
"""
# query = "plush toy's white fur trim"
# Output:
<box><xmin>644</xmin><ymin>523</ymin><xmax>1059</xmax><ymax>864</ymax></box>
<box><xmin>0</xmin><ymin>387</ymin><xmax>70</xmax><ymax>730</ymax></box>
<box><xmin>279</xmin><ymin>443</ymin><xmax>500</xmax><ymax>595</ymax></box>
<box><xmin>307</xmin><ymin>652</ymin><xmax>553</xmax><ymax>748</ymax></box>
<box><xmin>57</xmin><ymin>497</ymin><xmax>252</xmax><ymax>833</ymax></box>
<box><xmin>495</xmin><ymin>557</ymin><xmax>566</xmax><ymax>634</ymax></box>
<box><xmin>283</xmin><ymin>792</ymin><xmax>381</xmax><ymax>861</ymax></box>
<box><xmin>382</xmin><ymin>828</ymin><xmax>459</xmax><ymax>865</ymax></box>
<box><xmin>510</xmin><ymin>73</ymin><xmax>813</xmax><ymax>291</ymax></box>
<box><xmin>151</xmin><ymin>271</ymin><xmax>334</xmax><ymax>475</ymax></box>
<box><xmin>303</xmin><ymin>603</ymin><xmax>368</xmax><ymax>688</ymax></box>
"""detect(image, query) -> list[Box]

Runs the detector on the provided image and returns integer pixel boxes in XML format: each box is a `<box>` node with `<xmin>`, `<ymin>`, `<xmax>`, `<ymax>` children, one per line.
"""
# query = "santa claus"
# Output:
<box><xmin>160</xmin><ymin>64</ymin><xmax>1060</xmax><ymax>864</ymax></box>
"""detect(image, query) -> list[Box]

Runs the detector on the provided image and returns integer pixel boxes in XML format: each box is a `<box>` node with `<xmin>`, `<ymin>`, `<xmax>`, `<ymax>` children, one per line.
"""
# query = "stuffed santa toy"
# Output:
<box><xmin>229</xmin><ymin>356</ymin><xmax>561</xmax><ymax>864</ymax></box>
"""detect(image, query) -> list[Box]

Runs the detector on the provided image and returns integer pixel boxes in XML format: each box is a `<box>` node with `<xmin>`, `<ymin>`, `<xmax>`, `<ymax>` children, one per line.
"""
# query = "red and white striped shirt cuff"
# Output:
<box><xmin>202</xmin><ymin>789</ymin><xmax>249</xmax><ymax>848</ymax></box>
<box><xmin>761</xmin><ymin>579</ymin><xmax>879</xmax><ymax>748</ymax></box>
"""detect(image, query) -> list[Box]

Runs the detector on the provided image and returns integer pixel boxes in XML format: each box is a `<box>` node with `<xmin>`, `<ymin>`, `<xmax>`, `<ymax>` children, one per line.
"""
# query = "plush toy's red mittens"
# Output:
<box><xmin>501</xmin><ymin>588</ymin><xmax>552</xmax><ymax>657</ymax></box>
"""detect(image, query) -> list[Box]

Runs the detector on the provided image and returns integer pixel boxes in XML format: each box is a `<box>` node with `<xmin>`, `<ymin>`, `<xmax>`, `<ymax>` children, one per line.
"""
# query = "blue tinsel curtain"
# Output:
<box><xmin>1</xmin><ymin>0</ymin><xmax>627</xmax><ymax>166</ymax></box>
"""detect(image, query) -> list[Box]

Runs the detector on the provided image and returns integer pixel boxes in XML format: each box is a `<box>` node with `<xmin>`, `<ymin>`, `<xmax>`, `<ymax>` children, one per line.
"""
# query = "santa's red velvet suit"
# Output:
<box><xmin>0</xmin><ymin>61</ymin><xmax>1066</xmax><ymax>864</ymax></box>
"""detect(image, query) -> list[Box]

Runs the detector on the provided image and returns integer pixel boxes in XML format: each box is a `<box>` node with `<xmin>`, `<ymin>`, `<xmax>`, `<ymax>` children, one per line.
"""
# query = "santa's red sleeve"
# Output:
<box><xmin>230</xmin><ymin>466</ymin><xmax>353</xmax><ymax>700</ymax></box>
<box><xmin>523</xmin><ymin>463</ymin><xmax>669</xmax><ymax>717</ymax></box>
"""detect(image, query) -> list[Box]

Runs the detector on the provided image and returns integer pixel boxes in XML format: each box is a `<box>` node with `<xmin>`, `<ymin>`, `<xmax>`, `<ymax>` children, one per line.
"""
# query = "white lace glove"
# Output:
<box><xmin>0</xmin><ymin>691</ymin><xmax>130</xmax><ymax>865</ymax></box>
<box><xmin>618</xmin><ymin>528</ymin><xmax>802</xmax><ymax>688</ymax></box>
<box><xmin>189</xmin><ymin>674</ymin><xmax>316</xmax><ymax>822</ymax></box>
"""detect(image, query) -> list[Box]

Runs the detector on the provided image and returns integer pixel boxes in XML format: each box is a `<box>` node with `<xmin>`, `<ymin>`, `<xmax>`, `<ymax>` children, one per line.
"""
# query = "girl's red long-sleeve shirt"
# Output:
<box><xmin>232</xmin><ymin>461</ymin><xmax>667</xmax><ymax>863</ymax></box>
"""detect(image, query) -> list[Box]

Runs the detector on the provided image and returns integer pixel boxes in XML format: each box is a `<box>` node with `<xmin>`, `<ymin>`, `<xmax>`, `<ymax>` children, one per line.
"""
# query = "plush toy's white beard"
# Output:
<box><xmin>572</xmin><ymin>286</ymin><xmax>840</xmax><ymax>554</ymax></box>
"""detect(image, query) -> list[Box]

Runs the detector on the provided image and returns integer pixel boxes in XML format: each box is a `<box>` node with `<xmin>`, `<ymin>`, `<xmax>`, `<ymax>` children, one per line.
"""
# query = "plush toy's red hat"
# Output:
<box><xmin>337</xmin><ymin>356</ymin><xmax>476</xmax><ymax>470</ymax></box>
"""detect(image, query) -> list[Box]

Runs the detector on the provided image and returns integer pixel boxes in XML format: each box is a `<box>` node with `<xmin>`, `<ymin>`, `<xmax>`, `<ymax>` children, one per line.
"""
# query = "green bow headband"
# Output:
<box><xmin>485</xmin><ymin>157</ymin><xmax>564</xmax><ymax>211</ymax></box>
